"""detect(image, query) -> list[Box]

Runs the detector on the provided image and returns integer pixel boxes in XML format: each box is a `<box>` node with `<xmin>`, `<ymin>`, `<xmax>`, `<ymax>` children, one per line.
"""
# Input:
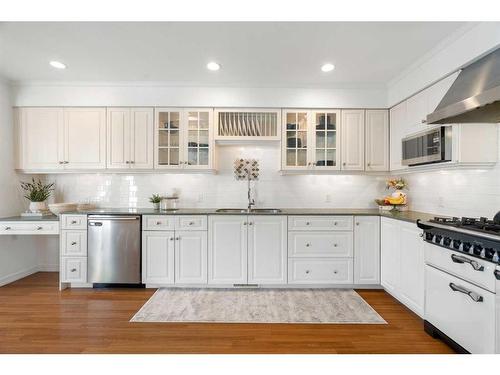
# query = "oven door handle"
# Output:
<box><xmin>449</xmin><ymin>283</ymin><xmax>484</xmax><ymax>303</ymax></box>
<box><xmin>450</xmin><ymin>254</ymin><xmax>484</xmax><ymax>271</ymax></box>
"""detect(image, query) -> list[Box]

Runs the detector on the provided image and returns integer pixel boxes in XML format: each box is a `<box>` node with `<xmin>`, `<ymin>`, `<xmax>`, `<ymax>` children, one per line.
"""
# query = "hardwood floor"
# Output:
<box><xmin>0</xmin><ymin>272</ymin><xmax>454</xmax><ymax>354</ymax></box>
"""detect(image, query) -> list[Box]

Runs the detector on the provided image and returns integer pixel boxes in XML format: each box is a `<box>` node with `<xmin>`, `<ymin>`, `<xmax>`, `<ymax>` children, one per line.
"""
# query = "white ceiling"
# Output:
<box><xmin>0</xmin><ymin>22</ymin><xmax>469</xmax><ymax>87</ymax></box>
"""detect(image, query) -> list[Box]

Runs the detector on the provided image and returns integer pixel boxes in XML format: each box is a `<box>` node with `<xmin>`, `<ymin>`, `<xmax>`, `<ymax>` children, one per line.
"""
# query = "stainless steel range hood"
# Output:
<box><xmin>427</xmin><ymin>47</ymin><xmax>500</xmax><ymax>124</ymax></box>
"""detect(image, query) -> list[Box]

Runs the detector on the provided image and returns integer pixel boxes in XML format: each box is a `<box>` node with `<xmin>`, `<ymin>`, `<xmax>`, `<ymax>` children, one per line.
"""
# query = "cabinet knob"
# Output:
<box><xmin>189</xmin><ymin>222</ymin><xmax>195</xmax><ymax>225</ymax></box>
<box><xmin>367</xmin><ymin>163</ymin><xmax>371</xmax><ymax>167</ymax></box>
<box><xmin>59</xmin><ymin>161</ymin><xmax>64</xmax><ymax>164</ymax></box>
<box><xmin>170</xmin><ymin>237</ymin><xmax>174</xmax><ymax>241</ymax></box>
<box><xmin>5</xmin><ymin>226</ymin><xmax>11</xmax><ymax>230</ymax></box>
<box><xmin>243</xmin><ymin>222</ymin><xmax>247</xmax><ymax>225</ymax></box>
<box><xmin>342</xmin><ymin>162</ymin><xmax>346</xmax><ymax>166</ymax></box>
<box><xmin>249</xmin><ymin>222</ymin><xmax>253</xmax><ymax>225</ymax></box>
<box><xmin>306</xmin><ymin>243</ymin><xmax>310</xmax><ymax>247</ymax></box>
<box><xmin>333</xmin><ymin>270</ymin><xmax>338</xmax><ymax>275</ymax></box>
<box><xmin>305</xmin><ymin>270</ymin><xmax>310</xmax><ymax>274</ymax></box>
<box><xmin>71</xmin><ymin>220</ymin><xmax>77</xmax><ymax>224</ymax></box>
<box><xmin>421</xmin><ymin>119</ymin><xmax>427</xmax><ymax>124</ymax></box>
<box><xmin>64</xmin><ymin>161</ymin><xmax>69</xmax><ymax>164</ymax></box>
<box><xmin>130</xmin><ymin>161</ymin><xmax>135</xmax><ymax>164</ymax></box>
<box><xmin>37</xmin><ymin>226</ymin><xmax>43</xmax><ymax>230</ymax></box>
<box><xmin>156</xmin><ymin>221</ymin><xmax>162</xmax><ymax>225</ymax></box>
<box><xmin>71</xmin><ymin>241</ymin><xmax>77</xmax><ymax>245</ymax></box>
<box><xmin>306</xmin><ymin>222</ymin><xmax>310</xmax><ymax>225</ymax></box>
<box><xmin>125</xmin><ymin>161</ymin><xmax>130</xmax><ymax>164</ymax></box>
<box><xmin>333</xmin><ymin>243</ymin><xmax>338</xmax><ymax>247</ymax></box>
<box><xmin>70</xmin><ymin>268</ymin><xmax>77</xmax><ymax>273</ymax></box>
<box><xmin>175</xmin><ymin>237</ymin><xmax>180</xmax><ymax>241</ymax></box>
<box><xmin>333</xmin><ymin>222</ymin><xmax>338</xmax><ymax>226</ymax></box>
<box><xmin>356</xmin><ymin>222</ymin><xmax>360</xmax><ymax>226</ymax></box>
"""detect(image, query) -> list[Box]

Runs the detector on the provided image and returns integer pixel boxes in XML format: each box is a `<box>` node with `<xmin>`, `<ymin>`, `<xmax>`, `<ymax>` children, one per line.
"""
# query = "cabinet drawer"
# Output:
<box><xmin>288</xmin><ymin>258</ymin><xmax>353</xmax><ymax>284</ymax></box>
<box><xmin>143</xmin><ymin>215</ymin><xmax>175</xmax><ymax>231</ymax></box>
<box><xmin>425</xmin><ymin>265</ymin><xmax>495</xmax><ymax>353</ymax></box>
<box><xmin>61</xmin><ymin>257</ymin><xmax>88</xmax><ymax>283</ymax></box>
<box><xmin>61</xmin><ymin>230</ymin><xmax>87</xmax><ymax>256</ymax></box>
<box><xmin>61</xmin><ymin>215</ymin><xmax>87</xmax><ymax>230</ymax></box>
<box><xmin>288</xmin><ymin>216</ymin><xmax>353</xmax><ymax>231</ymax></box>
<box><xmin>288</xmin><ymin>231</ymin><xmax>353</xmax><ymax>257</ymax></box>
<box><xmin>0</xmin><ymin>221</ymin><xmax>59</xmax><ymax>235</ymax></box>
<box><xmin>424</xmin><ymin>243</ymin><xmax>495</xmax><ymax>293</ymax></box>
<box><xmin>176</xmin><ymin>215</ymin><xmax>207</xmax><ymax>231</ymax></box>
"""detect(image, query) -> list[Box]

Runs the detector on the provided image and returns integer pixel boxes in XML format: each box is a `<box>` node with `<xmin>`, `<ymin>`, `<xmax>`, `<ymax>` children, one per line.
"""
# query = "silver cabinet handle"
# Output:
<box><xmin>342</xmin><ymin>162</ymin><xmax>346</xmax><ymax>166</ymax></box>
<box><xmin>175</xmin><ymin>237</ymin><xmax>180</xmax><ymax>241</ymax></box>
<box><xmin>37</xmin><ymin>226</ymin><xmax>43</xmax><ymax>230</ymax></box>
<box><xmin>243</xmin><ymin>222</ymin><xmax>247</xmax><ymax>225</ymax></box>
<box><xmin>5</xmin><ymin>226</ymin><xmax>11</xmax><ymax>230</ymax></box>
<box><xmin>333</xmin><ymin>243</ymin><xmax>338</xmax><ymax>247</ymax></box>
<box><xmin>449</xmin><ymin>282</ymin><xmax>483</xmax><ymax>302</ymax></box>
<box><xmin>71</xmin><ymin>241</ymin><xmax>77</xmax><ymax>245</ymax></box>
<box><xmin>305</xmin><ymin>243</ymin><xmax>310</xmax><ymax>247</ymax></box>
<box><xmin>170</xmin><ymin>237</ymin><xmax>174</xmax><ymax>241</ymax></box>
<box><xmin>451</xmin><ymin>254</ymin><xmax>484</xmax><ymax>271</ymax></box>
<box><xmin>64</xmin><ymin>161</ymin><xmax>69</xmax><ymax>164</ymax></box>
<box><xmin>125</xmin><ymin>161</ymin><xmax>130</xmax><ymax>164</ymax></box>
<box><xmin>305</xmin><ymin>270</ymin><xmax>310</xmax><ymax>274</ymax></box>
<box><xmin>333</xmin><ymin>222</ymin><xmax>338</xmax><ymax>226</ymax></box>
<box><xmin>71</xmin><ymin>220</ymin><xmax>77</xmax><ymax>224</ymax></box>
<box><xmin>189</xmin><ymin>222</ymin><xmax>195</xmax><ymax>225</ymax></box>
<box><xmin>367</xmin><ymin>163</ymin><xmax>371</xmax><ymax>167</ymax></box>
<box><xmin>130</xmin><ymin>161</ymin><xmax>135</xmax><ymax>164</ymax></box>
<box><xmin>355</xmin><ymin>222</ymin><xmax>359</xmax><ymax>226</ymax></box>
<box><xmin>305</xmin><ymin>222</ymin><xmax>310</xmax><ymax>225</ymax></box>
<box><xmin>156</xmin><ymin>221</ymin><xmax>162</xmax><ymax>225</ymax></box>
<box><xmin>59</xmin><ymin>161</ymin><xmax>64</xmax><ymax>164</ymax></box>
<box><xmin>333</xmin><ymin>270</ymin><xmax>338</xmax><ymax>274</ymax></box>
<box><xmin>248</xmin><ymin>222</ymin><xmax>253</xmax><ymax>225</ymax></box>
<box><xmin>70</xmin><ymin>268</ymin><xmax>77</xmax><ymax>273</ymax></box>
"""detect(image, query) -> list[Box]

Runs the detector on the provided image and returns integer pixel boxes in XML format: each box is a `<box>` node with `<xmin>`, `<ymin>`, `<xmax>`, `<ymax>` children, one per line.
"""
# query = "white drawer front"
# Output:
<box><xmin>61</xmin><ymin>257</ymin><xmax>88</xmax><ymax>283</ymax></box>
<box><xmin>424</xmin><ymin>243</ymin><xmax>495</xmax><ymax>293</ymax></box>
<box><xmin>288</xmin><ymin>231</ymin><xmax>353</xmax><ymax>257</ymax></box>
<box><xmin>0</xmin><ymin>221</ymin><xmax>59</xmax><ymax>235</ymax></box>
<box><xmin>425</xmin><ymin>265</ymin><xmax>495</xmax><ymax>353</ymax></box>
<box><xmin>288</xmin><ymin>216</ymin><xmax>353</xmax><ymax>231</ymax></box>
<box><xmin>61</xmin><ymin>215</ymin><xmax>87</xmax><ymax>230</ymax></box>
<box><xmin>61</xmin><ymin>230</ymin><xmax>87</xmax><ymax>256</ymax></box>
<box><xmin>176</xmin><ymin>216</ymin><xmax>208</xmax><ymax>231</ymax></box>
<box><xmin>143</xmin><ymin>215</ymin><xmax>175</xmax><ymax>231</ymax></box>
<box><xmin>288</xmin><ymin>258</ymin><xmax>353</xmax><ymax>284</ymax></box>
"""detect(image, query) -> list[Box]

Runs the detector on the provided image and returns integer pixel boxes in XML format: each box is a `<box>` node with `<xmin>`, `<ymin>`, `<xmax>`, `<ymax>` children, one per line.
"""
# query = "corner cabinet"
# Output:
<box><xmin>282</xmin><ymin>109</ymin><xmax>341</xmax><ymax>171</ymax></box>
<box><xmin>154</xmin><ymin>108</ymin><xmax>214</xmax><ymax>170</ymax></box>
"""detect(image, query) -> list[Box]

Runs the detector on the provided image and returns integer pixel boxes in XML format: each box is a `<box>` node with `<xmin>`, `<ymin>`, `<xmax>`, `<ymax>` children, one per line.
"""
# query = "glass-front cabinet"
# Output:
<box><xmin>282</xmin><ymin>109</ymin><xmax>340</xmax><ymax>170</ymax></box>
<box><xmin>155</xmin><ymin>108</ymin><xmax>214</xmax><ymax>170</ymax></box>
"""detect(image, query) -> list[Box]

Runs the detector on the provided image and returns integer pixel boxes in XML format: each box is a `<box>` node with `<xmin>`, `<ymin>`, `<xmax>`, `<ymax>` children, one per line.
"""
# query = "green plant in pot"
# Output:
<box><xmin>149</xmin><ymin>194</ymin><xmax>163</xmax><ymax>210</ymax></box>
<box><xmin>20</xmin><ymin>178</ymin><xmax>55</xmax><ymax>213</ymax></box>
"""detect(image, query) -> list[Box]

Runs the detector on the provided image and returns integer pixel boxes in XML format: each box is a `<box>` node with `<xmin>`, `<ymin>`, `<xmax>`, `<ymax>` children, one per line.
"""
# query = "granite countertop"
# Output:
<box><xmin>0</xmin><ymin>208</ymin><xmax>438</xmax><ymax>224</ymax></box>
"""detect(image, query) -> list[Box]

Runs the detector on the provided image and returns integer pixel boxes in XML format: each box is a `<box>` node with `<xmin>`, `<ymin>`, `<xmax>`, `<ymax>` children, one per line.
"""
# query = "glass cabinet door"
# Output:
<box><xmin>184</xmin><ymin>110</ymin><xmax>212</xmax><ymax>169</ymax></box>
<box><xmin>284</xmin><ymin>111</ymin><xmax>309</xmax><ymax>168</ymax></box>
<box><xmin>312</xmin><ymin>110</ymin><xmax>340</xmax><ymax>169</ymax></box>
<box><xmin>156</xmin><ymin>109</ymin><xmax>181</xmax><ymax>168</ymax></box>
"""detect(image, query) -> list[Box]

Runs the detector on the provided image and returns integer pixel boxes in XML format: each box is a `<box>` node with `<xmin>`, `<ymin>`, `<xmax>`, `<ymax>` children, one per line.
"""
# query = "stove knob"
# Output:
<box><xmin>434</xmin><ymin>234</ymin><xmax>442</xmax><ymax>244</ymax></box>
<box><xmin>443</xmin><ymin>237</ymin><xmax>452</xmax><ymax>246</ymax></box>
<box><xmin>452</xmin><ymin>239</ymin><xmax>461</xmax><ymax>250</ymax></box>
<box><xmin>462</xmin><ymin>242</ymin><xmax>472</xmax><ymax>252</ymax></box>
<box><xmin>473</xmin><ymin>243</ymin><xmax>483</xmax><ymax>256</ymax></box>
<box><xmin>425</xmin><ymin>232</ymin><xmax>434</xmax><ymax>241</ymax></box>
<box><xmin>484</xmin><ymin>248</ymin><xmax>495</xmax><ymax>259</ymax></box>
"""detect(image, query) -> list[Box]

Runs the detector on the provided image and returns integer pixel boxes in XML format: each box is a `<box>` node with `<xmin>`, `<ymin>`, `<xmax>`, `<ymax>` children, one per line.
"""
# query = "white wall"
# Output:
<box><xmin>11</xmin><ymin>83</ymin><xmax>387</xmax><ymax>108</ymax></box>
<box><xmin>388</xmin><ymin>22</ymin><xmax>500</xmax><ymax>107</ymax></box>
<box><xmin>46</xmin><ymin>145</ymin><xmax>387</xmax><ymax>209</ymax></box>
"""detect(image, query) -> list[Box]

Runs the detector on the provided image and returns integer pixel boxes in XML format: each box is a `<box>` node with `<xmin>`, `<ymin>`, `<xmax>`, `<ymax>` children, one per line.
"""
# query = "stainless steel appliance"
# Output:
<box><xmin>88</xmin><ymin>215</ymin><xmax>141</xmax><ymax>285</ymax></box>
<box><xmin>402</xmin><ymin>126</ymin><xmax>452</xmax><ymax>166</ymax></box>
<box><xmin>417</xmin><ymin>215</ymin><xmax>500</xmax><ymax>353</ymax></box>
<box><xmin>427</xmin><ymin>47</ymin><xmax>500</xmax><ymax>124</ymax></box>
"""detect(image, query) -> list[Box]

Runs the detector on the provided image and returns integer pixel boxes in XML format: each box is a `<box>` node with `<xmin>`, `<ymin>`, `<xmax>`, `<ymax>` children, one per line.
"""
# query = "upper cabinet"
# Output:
<box><xmin>312</xmin><ymin>110</ymin><xmax>341</xmax><ymax>170</ymax></box>
<box><xmin>16</xmin><ymin>107</ymin><xmax>106</xmax><ymax>171</ymax></box>
<box><xmin>341</xmin><ymin>110</ymin><xmax>365</xmax><ymax>171</ymax></box>
<box><xmin>389</xmin><ymin>101</ymin><xmax>408</xmax><ymax>171</ymax></box>
<box><xmin>282</xmin><ymin>110</ymin><xmax>310</xmax><ymax>170</ymax></box>
<box><xmin>107</xmin><ymin>108</ymin><xmax>154</xmax><ymax>169</ymax></box>
<box><xmin>365</xmin><ymin>110</ymin><xmax>389</xmax><ymax>171</ymax></box>
<box><xmin>154</xmin><ymin>108</ymin><xmax>214</xmax><ymax>170</ymax></box>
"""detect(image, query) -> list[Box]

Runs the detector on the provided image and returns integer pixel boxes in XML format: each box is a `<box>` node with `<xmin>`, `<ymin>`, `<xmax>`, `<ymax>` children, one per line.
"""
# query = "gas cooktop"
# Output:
<box><xmin>430</xmin><ymin>216</ymin><xmax>500</xmax><ymax>235</ymax></box>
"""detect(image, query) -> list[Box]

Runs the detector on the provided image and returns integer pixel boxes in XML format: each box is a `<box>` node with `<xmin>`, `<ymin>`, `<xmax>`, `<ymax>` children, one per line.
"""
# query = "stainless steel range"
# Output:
<box><xmin>417</xmin><ymin>214</ymin><xmax>500</xmax><ymax>353</ymax></box>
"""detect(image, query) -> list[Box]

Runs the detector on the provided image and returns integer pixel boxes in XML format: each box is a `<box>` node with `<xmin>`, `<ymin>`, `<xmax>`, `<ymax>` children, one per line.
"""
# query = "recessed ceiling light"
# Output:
<box><xmin>321</xmin><ymin>63</ymin><xmax>335</xmax><ymax>72</ymax></box>
<box><xmin>49</xmin><ymin>61</ymin><xmax>67</xmax><ymax>69</ymax></box>
<box><xmin>207</xmin><ymin>62</ymin><xmax>220</xmax><ymax>71</ymax></box>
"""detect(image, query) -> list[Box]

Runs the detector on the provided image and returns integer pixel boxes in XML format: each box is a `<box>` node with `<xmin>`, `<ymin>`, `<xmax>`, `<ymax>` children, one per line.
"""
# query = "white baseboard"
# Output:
<box><xmin>0</xmin><ymin>265</ymin><xmax>39</xmax><ymax>287</ymax></box>
<box><xmin>38</xmin><ymin>264</ymin><xmax>59</xmax><ymax>272</ymax></box>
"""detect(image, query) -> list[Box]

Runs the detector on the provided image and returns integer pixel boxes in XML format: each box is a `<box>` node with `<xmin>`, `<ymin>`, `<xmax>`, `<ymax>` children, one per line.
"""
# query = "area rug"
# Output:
<box><xmin>130</xmin><ymin>288</ymin><xmax>386</xmax><ymax>324</ymax></box>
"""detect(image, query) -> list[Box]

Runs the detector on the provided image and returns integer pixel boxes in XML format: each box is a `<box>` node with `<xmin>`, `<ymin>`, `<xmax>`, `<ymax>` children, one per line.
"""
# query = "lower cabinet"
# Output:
<box><xmin>142</xmin><ymin>231</ymin><xmax>175</xmax><ymax>284</ymax></box>
<box><xmin>175</xmin><ymin>231</ymin><xmax>208</xmax><ymax>284</ymax></box>
<box><xmin>208</xmin><ymin>215</ymin><xmax>287</xmax><ymax>285</ymax></box>
<box><xmin>354</xmin><ymin>216</ymin><xmax>380</xmax><ymax>284</ymax></box>
<box><xmin>381</xmin><ymin>217</ymin><xmax>424</xmax><ymax>316</ymax></box>
<box><xmin>288</xmin><ymin>258</ymin><xmax>353</xmax><ymax>284</ymax></box>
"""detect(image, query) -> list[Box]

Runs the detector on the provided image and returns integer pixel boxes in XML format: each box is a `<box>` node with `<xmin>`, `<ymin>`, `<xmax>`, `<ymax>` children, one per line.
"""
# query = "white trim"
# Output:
<box><xmin>0</xmin><ymin>265</ymin><xmax>39</xmax><ymax>287</ymax></box>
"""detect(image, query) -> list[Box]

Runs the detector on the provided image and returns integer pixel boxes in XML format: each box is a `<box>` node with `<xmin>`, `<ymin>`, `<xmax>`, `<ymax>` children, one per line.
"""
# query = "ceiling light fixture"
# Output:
<box><xmin>207</xmin><ymin>62</ymin><xmax>220</xmax><ymax>71</ymax></box>
<box><xmin>321</xmin><ymin>63</ymin><xmax>335</xmax><ymax>72</ymax></box>
<box><xmin>49</xmin><ymin>60</ymin><xmax>67</xmax><ymax>69</ymax></box>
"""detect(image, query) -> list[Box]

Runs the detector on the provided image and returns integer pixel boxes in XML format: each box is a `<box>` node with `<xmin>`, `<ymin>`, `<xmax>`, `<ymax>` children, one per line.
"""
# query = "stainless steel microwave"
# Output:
<box><xmin>402</xmin><ymin>126</ymin><xmax>452</xmax><ymax>166</ymax></box>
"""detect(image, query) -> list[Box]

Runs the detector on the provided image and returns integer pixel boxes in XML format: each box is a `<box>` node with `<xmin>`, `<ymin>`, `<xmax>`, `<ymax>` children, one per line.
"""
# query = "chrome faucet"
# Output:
<box><xmin>247</xmin><ymin>175</ymin><xmax>255</xmax><ymax>210</ymax></box>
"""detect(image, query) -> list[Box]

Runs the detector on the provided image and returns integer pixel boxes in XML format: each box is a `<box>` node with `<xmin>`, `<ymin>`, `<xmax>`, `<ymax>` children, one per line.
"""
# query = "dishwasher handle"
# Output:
<box><xmin>88</xmin><ymin>215</ymin><xmax>140</xmax><ymax>221</ymax></box>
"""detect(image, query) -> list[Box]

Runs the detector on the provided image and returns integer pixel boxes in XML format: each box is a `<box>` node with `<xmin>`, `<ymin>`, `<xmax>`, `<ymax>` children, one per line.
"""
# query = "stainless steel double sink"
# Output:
<box><xmin>215</xmin><ymin>208</ymin><xmax>282</xmax><ymax>214</ymax></box>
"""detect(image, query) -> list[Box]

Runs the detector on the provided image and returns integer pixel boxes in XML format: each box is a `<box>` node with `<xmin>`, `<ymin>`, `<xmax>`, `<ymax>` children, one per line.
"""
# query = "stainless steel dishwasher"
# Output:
<box><xmin>88</xmin><ymin>215</ymin><xmax>141</xmax><ymax>285</ymax></box>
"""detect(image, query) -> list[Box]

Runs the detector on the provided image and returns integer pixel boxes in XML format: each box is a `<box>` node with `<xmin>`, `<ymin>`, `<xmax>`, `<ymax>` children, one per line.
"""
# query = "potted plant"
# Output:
<box><xmin>149</xmin><ymin>194</ymin><xmax>163</xmax><ymax>210</ymax></box>
<box><xmin>20</xmin><ymin>178</ymin><xmax>55</xmax><ymax>213</ymax></box>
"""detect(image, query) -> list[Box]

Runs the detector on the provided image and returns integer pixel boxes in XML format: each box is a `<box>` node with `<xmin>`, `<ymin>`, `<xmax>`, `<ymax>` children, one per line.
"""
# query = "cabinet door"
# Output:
<box><xmin>406</xmin><ymin>90</ymin><xmax>427</xmax><ymax>135</ymax></box>
<box><xmin>310</xmin><ymin>110</ymin><xmax>340</xmax><ymax>170</ymax></box>
<box><xmin>142</xmin><ymin>231</ymin><xmax>175</xmax><ymax>284</ymax></box>
<box><xmin>155</xmin><ymin>108</ymin><xmax>183</xmax><ymax>169</ymax></box>
<box><xmin>380</xmin><ymin>218</ymin><xmax>400</xmax><ymax>293</ymax></box>
<box><xmin>399</xmin><ymin>223</ymin><xmax>425</xmax><ymax>316</ymax></box>
<box><xmin>130</xmin><ymin>108</ymin><xmax>154</xmax><ymax>169</ymax></box>
<box><xmin>282</xmin><ymin>110</ymin><xmax>310</xmax><ymax>170</ymax></box>
<box><xmin>389</xmin><ymin>101</ymin><xmax>407</xmax><ymax>171</ymax></box>
<box><xmin>64</xmin><ymin>108</ymin><xmax>106</xmax><ymax>169</ymax></box>
<box><xmin>341</xmin><ymin>109</ymin><xmax>365</xmax><ymax>170</ymax></box>
<box><xmin>175</xmin><ymin>231</ymin><xmax>207</xmax><ymax>284</ymax></box>
<box><xmin>107</xmin><ymin>108</ymin><xmax>131</xmax><ymax>169</ymax></box>
<box><xmin>208</xmin><ymin>216</ymin><xmax>247</xmax><ymax>284</ymax></box>
<box><xmin>354</xmin><ymin>216</ymin><xmax>380</xmax><ymax>284</ymax></box>
<box><xmin>248</xmin><ymin>215</ymin><xmax>287</xmax><ymax>284</ymax></box>
<box><xmin>19</xmin><ymin>107</ymin><xmax>64</xmax><ymax>170</ymax></box>
<box><xmin>365</xmin><ymin>110</ymin><xmax>389</xmax><ymax>171</ymax></box>
<box><xmin>183</xmin><ymin>109</ymin><xmax>213</xmax><ymax>169</ymax></box>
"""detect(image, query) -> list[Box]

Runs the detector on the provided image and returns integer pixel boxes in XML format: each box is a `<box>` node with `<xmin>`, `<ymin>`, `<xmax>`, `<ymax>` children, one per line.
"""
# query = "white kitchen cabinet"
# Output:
<box><xmin>175</xmin><ymin>231</ymin><xmax>207</xmax><ymax>284</ymax></box>
<box><xmin>107</xmin><ymin>108</ymin><xmax>154</xmax><ymax>169</ymax></box>
<box><xmin>282</xmin><ymin>109</ymin><xmax>311</xmax><ymax>170</ymax></box>
<box><xmin>380</xmin><ymin>217</ymin><xmax>424</xmax><ymax>316</ymax></box>
<box><xmin>63</xmin><ymin>108</ymin><xmax>106</xmax><ymax>169</ymax></box>
<box><xmin>247</xmin><ymin>215</ymin><xmax>287</xmax><ymax>284</ymax></box>
<box><xmin>155</xmin><ymin>108</ymin><xmax>214</xmax><ymax>170</ymax></box>
<box><xmin>142</xmin><ymin>231</ymin><xmax>175</xmax><ymax>284</ymax></box>
<box><xmin>16</xmin><ymin>107</ymin><xmax>64</xmax><ymax>170</ymax></box>
<box><xmin>208</xmin><ymin>216</ymin><xmax>248</xmax><ymax>284</ymax></box>
<box><xmin>389</xmin><ymin>101</ymin><xmax>407</xmax><ymax>171</ymax></box>
<box><xmin>405</xmin><ymin>89</ymin><xmax>428</xmax><ymax>135</ymax></box>
<box><xmin>365</xmin><ymin>110</ymin><xmax>389</xmax><ymax>171</ymax></box>
<box><xmin>310</xmin><ymin>110</ymin><xmax>341</xmax><ymax>170</ymax></box>
<box><xmin>354</xmin><ymin>216</ymin><xmax>380</xmax><ymax>285</ymax></box>
<box><xmin>341</xmin><ymin>109</ymin><xmax>365</xmax><ymax>171</ymax></box>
